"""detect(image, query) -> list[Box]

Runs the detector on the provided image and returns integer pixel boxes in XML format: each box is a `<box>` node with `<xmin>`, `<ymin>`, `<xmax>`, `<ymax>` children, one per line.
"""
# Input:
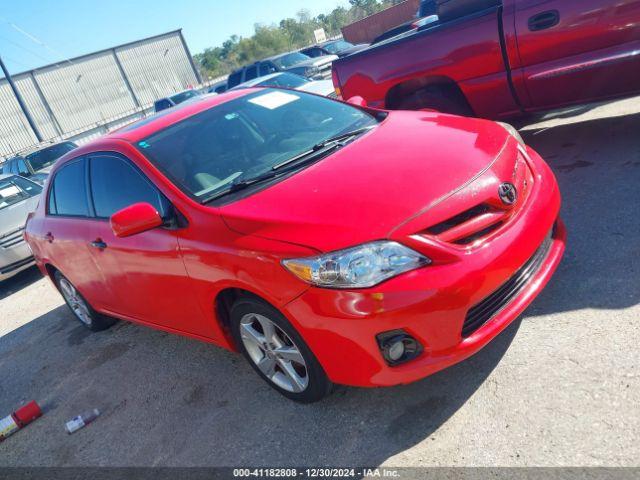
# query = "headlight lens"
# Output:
<box><xmin>282</xmin><ymin>241</ymin><xmax>430</xmax><ymax>288</ymax></box>
<box><xmin>304</xmin><ymin>66</ymin><xmax>320</xmax><ymax>77</ymax></box>
<box><xmin>497</xmin><ymin>122</ymin><xmax>525</xmax><ymax>147</ymax></box>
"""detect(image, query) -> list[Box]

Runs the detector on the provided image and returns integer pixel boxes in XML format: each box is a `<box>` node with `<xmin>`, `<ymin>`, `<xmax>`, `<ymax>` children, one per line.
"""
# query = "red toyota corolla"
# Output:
<box><xmin>25</xmin><ymin>88</ymin><xmax>565</xmax><ymax>402</ymax></box>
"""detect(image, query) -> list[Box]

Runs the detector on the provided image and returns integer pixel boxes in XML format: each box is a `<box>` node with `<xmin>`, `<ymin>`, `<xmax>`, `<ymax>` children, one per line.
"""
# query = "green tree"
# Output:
<box><xmin>193</xmin><ymin>0</ymin><xmax>396</xmax><ymax>79</ymax></box>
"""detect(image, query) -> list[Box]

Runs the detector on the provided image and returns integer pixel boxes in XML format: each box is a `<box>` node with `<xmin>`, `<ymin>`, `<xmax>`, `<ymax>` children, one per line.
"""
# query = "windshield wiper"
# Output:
<box><xmin>201</xmin><ymin>125</ymin><xmax>375</xmax><ymax>204</ymax></box>
<box><xmin>271</xmin><ymin>125</ymin><xmax>375</xmax><ymax>171</ymax></box>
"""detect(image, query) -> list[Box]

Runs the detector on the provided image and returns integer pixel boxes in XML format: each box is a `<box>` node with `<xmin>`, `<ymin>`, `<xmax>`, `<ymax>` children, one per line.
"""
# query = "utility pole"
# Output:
<box><xmin>0</xmin><ymin>54</ymin><xmax>43</xmax><ymax>142</ymax></box>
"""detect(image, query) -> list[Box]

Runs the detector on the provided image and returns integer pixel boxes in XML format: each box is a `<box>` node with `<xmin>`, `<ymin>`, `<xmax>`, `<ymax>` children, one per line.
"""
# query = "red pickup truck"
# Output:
<box><xmin>332</xmin><ymin>0</ymin><xmax>640</xmax><ymax>119</ymax></box>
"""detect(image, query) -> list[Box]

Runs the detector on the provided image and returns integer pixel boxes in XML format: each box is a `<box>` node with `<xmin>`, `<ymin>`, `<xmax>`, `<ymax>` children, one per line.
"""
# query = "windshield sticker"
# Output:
<box><xmin>0</xmin><ymin>185</ymin><xmax>20</xmax><ymax>198</ymax></box>
<box><xmin>248</xmin><ymin>91</ymin><xmax>299</xmax><ymax>110</ymax></box>
<box><xmin>138</xmin><ymin>141</ymin><xmax>151</xmax><ymax>149</ymax></box>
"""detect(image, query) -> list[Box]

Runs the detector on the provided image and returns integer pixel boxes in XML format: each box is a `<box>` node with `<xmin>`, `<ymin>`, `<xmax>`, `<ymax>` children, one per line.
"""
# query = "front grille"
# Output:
<box><xmin>316</xmin><ymin>63</ymin><xmax>333</xmax><ymax>79</ymax></box>
<box><xmin>427</xmin><ymin>204</ymin><xmax>491</xmax><ymax>235</ymax></box>
<box><xmin>0</xmin><ymin>227</ymin><xmax>25</xmax><ymax>249</ymax></box>
<box><xmin>422</xmin><ymin>203</ymin><xmax>505</xmax><ymax>245</ymax></box>
<box><xmin>454</xmin><ymin>222</ymin><xmax>503</xmax><ymax>245</ymax></box>
<box><xmin>461</xmin><ymin>230</ymin><xmax>553</xmax><ymax>338</ymax></box>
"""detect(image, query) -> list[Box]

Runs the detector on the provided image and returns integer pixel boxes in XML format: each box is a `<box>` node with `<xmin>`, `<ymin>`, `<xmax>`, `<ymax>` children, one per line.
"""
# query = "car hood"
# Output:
<box><xmin>297</xmin><ymin>80</ymin><xmax>335</xmax><ymax>97</ymax></box>
<box><xmin>337</xmin><ymin>44</ymin><xmax>369</xmax><ymax>57</ymax></box>
<box><xmin>0</xmin><ymin>196</ymin><xmax>39</xmax><ymax>236</ymax></box>
<box><xmin>310</xmin><ymin>55</ymin><xmax>338</xmax><ymax>66</ymax></box>
<box><xmin>288</xmin><ymin>55</ymin><xmax>338</xmax><ymax>69</ymax></box>
<box><xmin>221</xmin><ymin>111</ymin><xmax>512</xmax><ymax>252</ymax></box>
<box><xmin>37</xmin><ymin>164</ymin><xmax>54</xmax><ymax>174</ymax></box>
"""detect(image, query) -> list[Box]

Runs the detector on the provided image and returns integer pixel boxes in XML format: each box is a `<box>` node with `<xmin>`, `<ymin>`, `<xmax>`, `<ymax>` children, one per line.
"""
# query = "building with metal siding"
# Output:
<box><xmin>0</xmin><ymin>30</ymin><xmax>200</xmax><ymax>159</ymax></box>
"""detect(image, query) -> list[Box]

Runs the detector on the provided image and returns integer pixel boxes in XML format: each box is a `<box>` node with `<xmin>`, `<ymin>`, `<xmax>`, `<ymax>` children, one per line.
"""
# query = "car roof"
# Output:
<box><xmin>103</xmin><ymin>88</ymin><xmax>258</xmax><ymax>143</ymax></box>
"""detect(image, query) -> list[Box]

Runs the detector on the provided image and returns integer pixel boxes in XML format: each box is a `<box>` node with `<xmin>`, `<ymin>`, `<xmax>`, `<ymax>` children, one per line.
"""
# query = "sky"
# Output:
<box><xmin>0</xmin><ymin>0</ymin><xmax>349</xmax><ymax>75</ymax></box>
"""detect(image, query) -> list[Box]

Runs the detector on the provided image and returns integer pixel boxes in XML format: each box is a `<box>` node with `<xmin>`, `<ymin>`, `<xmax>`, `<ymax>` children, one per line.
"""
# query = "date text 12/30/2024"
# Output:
<box><xmin>233</xmin><ymin>468</ymin><xmax>401</xmax><ymax>478</ymax></box>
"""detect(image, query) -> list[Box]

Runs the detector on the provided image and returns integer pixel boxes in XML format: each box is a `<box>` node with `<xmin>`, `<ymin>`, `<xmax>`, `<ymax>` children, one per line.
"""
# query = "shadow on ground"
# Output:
<box><xmin>521</xmin><ymin>112</ymin><xmax>640</xmax><ymax>317</ymax></box>
<box><xmin>0</xmin><ymin>266</ymin><xmax>42</xmax><ymax>301</ymax></box>
<box><xmin>0</xmin><ymin>299</ymin><xmax>520</xmax><ymax>466</ymax></box>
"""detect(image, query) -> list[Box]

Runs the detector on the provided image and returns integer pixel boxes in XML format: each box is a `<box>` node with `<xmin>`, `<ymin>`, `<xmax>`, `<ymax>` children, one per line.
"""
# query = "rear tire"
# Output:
<box><xmin>396</xmin><ymin>85</ymin><xmax>473</xmax><ymax>116</ymax></box>
<box><xmin>230</xmin><ymin>297</ymin><xmax>333</xmax><ymax>403</ymax></box>
<box><xmin>54</xmin><ymin>271</ymin><xmax>116</xmax><ymax>331</ymax></box>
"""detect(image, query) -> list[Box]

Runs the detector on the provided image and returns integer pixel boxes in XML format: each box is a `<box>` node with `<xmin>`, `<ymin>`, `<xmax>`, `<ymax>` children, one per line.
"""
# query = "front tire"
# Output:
<box><xmin>54</xmin><ymin>271</ymin><xmax>116</xmax><ymax>331</ymax></box>
<box><xmin>230</xmin><ymin>297</ymin><xmax>332</xmax><ymax>403</ymax></box>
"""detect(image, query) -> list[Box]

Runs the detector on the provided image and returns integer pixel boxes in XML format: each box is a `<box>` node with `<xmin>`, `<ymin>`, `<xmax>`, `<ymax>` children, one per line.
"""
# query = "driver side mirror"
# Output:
<box><xmin>346</xmin><ymin>96</ymin><xmax>368</xmax><ymax>107</ymax></box>
<box><xmin>110</xmin><ymin>202</ymin><xmax>163</xmax><ymax>238</ymax></box>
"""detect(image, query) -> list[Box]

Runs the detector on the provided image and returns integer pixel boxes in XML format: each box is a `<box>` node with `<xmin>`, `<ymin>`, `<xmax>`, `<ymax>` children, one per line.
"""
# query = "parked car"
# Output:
<box><xmin>0</xmin><ymin>174</ymin><xmax>42</xmax><ymax>281</ymax></box>
<box><xmin>25</xmin><ymin>89</ymin><xmax>565</xmax><ymax>402</ymax></box>
<box><xmin>1</xmin><ymin>141</ymin><xmax>78</xmax><ymax>185</ymax></box>
<box><xmin>226</xmin><ymin>51</ymin><xmax>337</xmax><ymax>89</ymax></box>
<box><xmin>208</xmin><ymin>81</ymin><xmax>228</xmax><ymax>95</ymax></box>
<box><xmin>153</xmin><ymin>89</ymin><xmax>202</xmax><ymax>113</ymax></box>
<box><xmin>301</xmin><ymin>40</ymin><xmax>368</xmax><ymax>58</ymax></box>
<box><xmin>372</xmin><ymin>0</ymin><xmax>437</xmax><ymax>44</ymax></box>
<box><xmin>334</xmin><ymin>0</ymin><xmax>640</xmax><ymax>118</ymax></box>
<box><xmin>230</xmin><ymin>72</ymin><xmax>337</xmax><ymax>97</ymax></box>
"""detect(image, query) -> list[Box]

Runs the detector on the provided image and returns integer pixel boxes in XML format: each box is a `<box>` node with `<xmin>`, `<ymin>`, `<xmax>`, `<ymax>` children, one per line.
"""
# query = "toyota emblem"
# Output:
<box><xmin>498</xmin><ymin>182</ymin><xmax>517</xmax><ymax>205</ymax></box>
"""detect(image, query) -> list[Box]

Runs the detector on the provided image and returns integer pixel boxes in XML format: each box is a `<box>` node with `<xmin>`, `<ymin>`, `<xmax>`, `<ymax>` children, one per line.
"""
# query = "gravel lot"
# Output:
<box><xmin>0</xmin><ymin>96</ymin><xmax>638</xmax><ymax>467</ymax></box>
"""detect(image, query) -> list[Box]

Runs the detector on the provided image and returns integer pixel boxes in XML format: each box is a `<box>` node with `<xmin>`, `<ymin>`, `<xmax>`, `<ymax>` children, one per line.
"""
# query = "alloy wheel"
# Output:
<box><xmin>239</xmin><ymin>313</ymin><xmax>309</xmax><ymax>393</ymax></box>
<box><xmin>58</xmin><ymin>278</ymin><xmax>93</xmax><ymax>326</ymax></box>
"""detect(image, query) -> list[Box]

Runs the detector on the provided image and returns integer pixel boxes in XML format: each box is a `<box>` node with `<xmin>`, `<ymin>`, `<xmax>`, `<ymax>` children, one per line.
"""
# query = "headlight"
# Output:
<box><xmin>304</xmin><ymin>66</ymin><xmax>320</xmax><ymax>77</ymax></box>
<box><xmin>282</xmin><ymin>241</ymin><xmax>430</xmax><ymax>289</ymax></box>
<box><xmin>497</xmin><ymin>122</ymin><xmax>525</xmax><ymax>147</ymax></box>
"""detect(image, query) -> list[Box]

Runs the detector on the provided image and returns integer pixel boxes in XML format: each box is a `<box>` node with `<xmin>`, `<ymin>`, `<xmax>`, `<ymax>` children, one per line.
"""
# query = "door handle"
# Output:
<box><xmin>45</xmin><ymin>232</ymin><xmax>54</xmax><ymax>243</ymax></box>
<box><xmin>528</xmin><ymin>10</ymin><xmax>559</xmax><ymax>31</ymax></box>
<box><xmin>90</xmin><ymin>239</ymin><xmax>107</xmax><ymax>250</ymax></box>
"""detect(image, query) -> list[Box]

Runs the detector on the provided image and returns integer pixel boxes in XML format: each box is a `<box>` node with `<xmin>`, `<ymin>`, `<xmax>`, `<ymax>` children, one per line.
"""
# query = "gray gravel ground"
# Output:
<box><xmin>0</xmin><ymin>96</ymin><xmax>638</xmax><ymax>467</ymax></box>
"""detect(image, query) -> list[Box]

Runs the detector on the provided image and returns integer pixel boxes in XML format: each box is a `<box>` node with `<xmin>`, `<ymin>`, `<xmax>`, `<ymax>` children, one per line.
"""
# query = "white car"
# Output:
<box><xmin>0</xmin><ymin>174</ymin><xmax>42</xmax><ymax>281</ymax></box>
<box><xmin>230</xmin><ymin>72</ymin><xmax>337</xmax><ymax>98</ymax></box>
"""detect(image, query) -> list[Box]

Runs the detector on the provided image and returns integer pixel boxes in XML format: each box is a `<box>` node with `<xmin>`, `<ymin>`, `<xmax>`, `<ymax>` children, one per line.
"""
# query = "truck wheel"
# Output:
<box><xmin>397</xmin><ymin>85</ymin><xmax>473</xmax><ymax>116</ymax></box>
<box><xmin>54</xmin><ymin>271</ymin><xmax>117</xmax><ymax>331</ymax></box>
<box><xmin>230</xmin><ymin>297</ymin><xmax>333</xmax><ymax>403</ymax></box>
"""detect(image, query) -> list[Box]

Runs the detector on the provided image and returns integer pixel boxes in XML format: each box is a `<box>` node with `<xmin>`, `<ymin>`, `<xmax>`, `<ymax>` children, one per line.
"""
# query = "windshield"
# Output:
<box><xmin>170</xmin><ymin>90</ymin><xmax>201</xmax><ymax>105</ymax></box>
<box><xmin>257</xmin><ymin>73</ymin><xmax>309</xmax><ymax>89</ymax></box>
<box><xmin>323</xmin><ymin>40</ymin><xmax>353</xmax><ymax>53</ymax></box>
<box><xmin>26</xmin><ymin>142</ymin><xmax>76</xmax><ymax>171</ymax></box>
<box><xmin>136</xmin><ymin>89</ymin><xmax>378</xmax><ymax>201</ymax></box>
<box><xmin>0</xmin><ymin>175</ymin><xmax>42</xmax><ymax>210</ymax></box>
<box><xmin>272</xmin><ymin>52</ymin><xmax>310</xmax><ymax>69</ymax></box>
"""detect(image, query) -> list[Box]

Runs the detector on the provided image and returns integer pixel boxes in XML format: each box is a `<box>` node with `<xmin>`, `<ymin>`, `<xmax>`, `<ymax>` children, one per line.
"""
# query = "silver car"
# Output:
<box><xmin>0</xmin><ymin>174</ymin><xmax>42</xmax><ymax>281</ymax></box>
<box><xmin>230</xmin><ymin>72</ymin><xmax>337</xmax><ymax>98</ymax></box>
<box><xmin>0</xmin><ymin>141</ymin><xmax>77</xmax><ymax>185</ymax></box>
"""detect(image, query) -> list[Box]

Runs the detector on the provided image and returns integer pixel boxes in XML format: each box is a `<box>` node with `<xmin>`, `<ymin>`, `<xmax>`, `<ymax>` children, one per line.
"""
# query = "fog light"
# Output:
<box><xmin>376</xmin><ymin>330</ymin><xmax>423</xmax><ymax>366</ymax></box>
<box><xmin>388</xmin><ymin>340</ymin><xmax>405</xmax><ymax>361</ymax></box>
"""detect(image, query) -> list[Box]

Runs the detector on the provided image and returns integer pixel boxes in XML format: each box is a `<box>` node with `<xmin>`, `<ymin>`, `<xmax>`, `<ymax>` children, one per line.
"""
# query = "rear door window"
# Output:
<box><xmin>88</xmin><ymin>153</ymin><xmax>168</xmax><ymax>219</ymax></box>
<box><xmin>227</xmin><ymin>70</ymin><xmax>243</xmax><ymax>88</ymax></box>
<box><xmin>244</xmin><ymin>65</ymin><xmax>258</xmax><ymax>81</ymax></box>
<box><xmin>49</xmin><ymin>158</ymin><xmax>89</xmax><ymax>217</ymax></box>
